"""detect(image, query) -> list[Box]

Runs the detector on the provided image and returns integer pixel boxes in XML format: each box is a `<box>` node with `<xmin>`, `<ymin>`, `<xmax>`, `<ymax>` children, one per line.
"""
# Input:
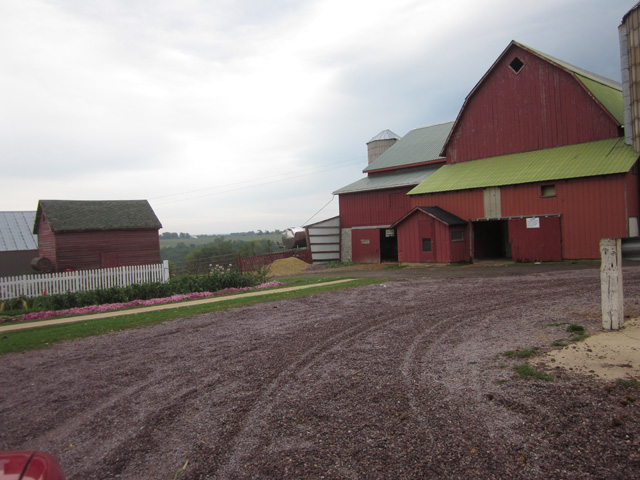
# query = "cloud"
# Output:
<box><xmin>0</xmin><ymin>0</ymin><xmax>635</xmax><ymax>233</ymax></box>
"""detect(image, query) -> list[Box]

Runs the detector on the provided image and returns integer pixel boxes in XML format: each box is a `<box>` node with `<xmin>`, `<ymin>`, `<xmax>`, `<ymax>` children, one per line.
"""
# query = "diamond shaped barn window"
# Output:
<box><xmin>509</xmin><ymin>56</ymin><xmax>524</xmax><ymax>74</ymax></box>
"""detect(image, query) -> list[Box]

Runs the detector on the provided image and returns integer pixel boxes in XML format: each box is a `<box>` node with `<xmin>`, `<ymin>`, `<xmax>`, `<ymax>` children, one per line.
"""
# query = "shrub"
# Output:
<box><xmin>6</xmin><ymin>270</ymin><xmax>261</xmax><ymax>316</ymax></box>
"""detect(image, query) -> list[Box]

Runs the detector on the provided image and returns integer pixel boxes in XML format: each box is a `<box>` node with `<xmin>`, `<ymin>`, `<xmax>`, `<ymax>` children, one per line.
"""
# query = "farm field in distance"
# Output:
<box><xmin>159</xmin><ymin>231</ymin><xmax>282</xmax><ymax>249</ymax></box>
<box><xmin>1</xmin><ymin>264</ymin><xmax>639</xmax><ymax>479</ymax></box>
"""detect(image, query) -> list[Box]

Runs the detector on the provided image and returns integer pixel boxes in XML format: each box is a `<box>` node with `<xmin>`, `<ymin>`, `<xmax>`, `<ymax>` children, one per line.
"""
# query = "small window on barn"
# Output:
<box><xmin>451</xmin><ymin>230</ymin><xmax>464</xmax><ymax>242</ymax></box>
<box><xmin>422</xmin><ymin>238</ymin><xmax>432</xmax><ymax>252</ymax></box>
<box><xmin>541</xmin><ymin>184</ymin><xmax>556</xmax><ymax>198</ymax></box>
<box><xmin>509</xmin><ymin>56</ymin><xmax>525</xmax><ymax>74</ymax></box>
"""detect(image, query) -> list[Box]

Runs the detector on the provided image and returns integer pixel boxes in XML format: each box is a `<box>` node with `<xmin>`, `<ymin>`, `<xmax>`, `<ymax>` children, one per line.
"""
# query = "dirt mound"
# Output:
<box><xmin>268</xmin><ymin>257</ymin><xmax>310</xmax><ymax>277</ymax></box>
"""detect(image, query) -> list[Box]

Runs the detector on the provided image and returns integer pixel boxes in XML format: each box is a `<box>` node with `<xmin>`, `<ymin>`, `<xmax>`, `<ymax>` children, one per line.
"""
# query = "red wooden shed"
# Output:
<box><xmin>391</xmin><ymin>206</ymin><xmax>469</xmax><ymax>263</ymax></box>
<box><xmin>33</xmin><ymin>200</ymin><xmax>163</xmax><ymax>272</ymax></box>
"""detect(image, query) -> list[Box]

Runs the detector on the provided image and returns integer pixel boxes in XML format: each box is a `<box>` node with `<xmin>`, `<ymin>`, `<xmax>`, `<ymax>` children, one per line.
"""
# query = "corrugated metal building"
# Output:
<box><xmin>34</xmin><ymin>200</ymin><xmax>162</xmax><ymax>272</ymax></box>
<box><xmin>0</xmin><ymin>211</ymin><xmax>38</xmax><ymax>276</ymax></box>
<box><xmin>334</xmin><ymin>35</ymin><xmax>640</xmax><ymax>263</ymax></box>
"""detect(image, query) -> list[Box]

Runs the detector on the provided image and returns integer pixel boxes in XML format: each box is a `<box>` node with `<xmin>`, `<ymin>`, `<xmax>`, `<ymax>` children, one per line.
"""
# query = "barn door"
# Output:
<box><xmin>418</xmin><ymin>219</ymin><xmax>435</xmax><ymax>262</ymax></box>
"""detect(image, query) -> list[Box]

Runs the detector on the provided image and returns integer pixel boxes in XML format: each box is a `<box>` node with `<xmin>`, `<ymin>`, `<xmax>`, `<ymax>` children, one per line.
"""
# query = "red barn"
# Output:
<box><xmin>33</xmin><ymin>200</ymin><xmax>162</xmax><ymax>272</ymax></box>
<box><xmin>334</xmin><ymin>39</ymin><xmax>639</xmax><ymax>264</ymax></box>
<box><xmin>334</xmin><ymin>123</ymin><xmax>452</xmax><ymax>263</ymax></box>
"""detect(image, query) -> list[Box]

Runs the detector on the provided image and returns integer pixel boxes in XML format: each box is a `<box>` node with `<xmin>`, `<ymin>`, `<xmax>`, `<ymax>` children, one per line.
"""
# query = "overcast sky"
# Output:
<box><xmin>1</xmin><ymin>0</ymin><xmax>636</xmax><ymax>234</ymax></box>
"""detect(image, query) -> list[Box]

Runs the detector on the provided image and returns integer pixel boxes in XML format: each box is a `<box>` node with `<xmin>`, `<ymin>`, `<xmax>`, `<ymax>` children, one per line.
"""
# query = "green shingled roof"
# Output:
<box><xmin>364</xmin><ymin>122</ymin><xmax>453</xmax><ymax>172</ymax></box>
<box><xmin>35</xmin><ymin>200</ymin><xmax>162</xmax><ymax>233</ymax></box>
<box><xmin>409</xmin><ymin>138</ymin><xmax>637</xmax><ymax>195</ymax></box>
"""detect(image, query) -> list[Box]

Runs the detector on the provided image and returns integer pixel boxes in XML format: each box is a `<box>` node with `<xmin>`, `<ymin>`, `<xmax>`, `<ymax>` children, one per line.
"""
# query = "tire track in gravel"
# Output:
<box><xmin>399</xmin><ymin>273</ymin><xmax>602</xmax><ymax>451</ymax></box>
<box><xmin>214</xmin><ymin>286</ymin><xmax>423</xmax><ymax>478</ymax></box>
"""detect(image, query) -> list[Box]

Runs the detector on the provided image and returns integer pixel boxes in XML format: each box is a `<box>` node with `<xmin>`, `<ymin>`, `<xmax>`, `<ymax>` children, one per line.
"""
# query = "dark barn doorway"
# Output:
<box><xmin>473</xmin><ymin>220</ymin><xmax>511</xmax><ymax>260</ymax></box>
<box><xmin>380</xmin><ymin>228</ymin><xmax>398</xmax><ymax>262</ymax></box>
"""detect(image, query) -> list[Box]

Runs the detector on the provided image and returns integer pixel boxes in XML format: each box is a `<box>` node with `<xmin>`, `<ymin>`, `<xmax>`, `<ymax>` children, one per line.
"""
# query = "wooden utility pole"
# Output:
<box><xmin>600</xmin><ymin>238</ymin><xmax>623</xmax><ymax>330</ymax></box>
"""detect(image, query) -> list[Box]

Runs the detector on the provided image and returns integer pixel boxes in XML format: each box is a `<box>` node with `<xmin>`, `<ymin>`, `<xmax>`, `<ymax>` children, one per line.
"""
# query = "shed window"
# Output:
<box><xmin>541</xmin><ymin>184</ymin><xmax>556</xmax><ymax>198</ymax></box>
<box><xmin>451</xmin><ymin>230</ymin><xmax>464</xmax><ymax>242</ymax></box>
<box><xmin>422</xmin><ymin>238</ymin><xmax>432</xmax><ymax>252</ymax></box>
<box><xmin>509</xmin><ymin>56</ymin><xmax>524</xmax><ymax>74</ymax></box>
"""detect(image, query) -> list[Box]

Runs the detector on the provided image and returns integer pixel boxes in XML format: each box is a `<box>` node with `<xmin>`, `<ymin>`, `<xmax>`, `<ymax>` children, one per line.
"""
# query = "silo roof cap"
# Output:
<box><xmin>367</xmin><ymin>129</ymin><xmax>401</xmax><ymax>144</ymax></box>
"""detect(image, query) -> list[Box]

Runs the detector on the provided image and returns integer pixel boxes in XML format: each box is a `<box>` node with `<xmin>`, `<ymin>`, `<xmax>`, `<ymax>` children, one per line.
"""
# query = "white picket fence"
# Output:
<box><xmin>0</xmin><ymin>261</ymin><xmax>170</xmax><ymax>300</ymax></box>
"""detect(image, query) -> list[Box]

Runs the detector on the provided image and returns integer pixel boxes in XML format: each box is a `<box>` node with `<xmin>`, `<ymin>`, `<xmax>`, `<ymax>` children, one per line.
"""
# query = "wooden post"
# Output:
<box><xmin>600</xmin><ymin>238</ymin><xmax>623</xmax><ymax>330</ymax></box>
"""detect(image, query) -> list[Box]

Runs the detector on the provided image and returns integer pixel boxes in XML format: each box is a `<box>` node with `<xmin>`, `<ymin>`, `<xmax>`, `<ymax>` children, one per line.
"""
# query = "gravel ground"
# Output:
<box><xmin>1</xmin><ymin>265</ymin><xmax>639</xmax><ymax>479</ymax></box>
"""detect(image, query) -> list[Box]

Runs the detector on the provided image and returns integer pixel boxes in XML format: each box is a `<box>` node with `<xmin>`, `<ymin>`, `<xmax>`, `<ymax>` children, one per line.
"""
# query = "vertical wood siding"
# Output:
<box><xmin>508</xmin><ymin>216</ymin><xmax>562</xmax><ymax>262</ymax></box>
<box><xmin>501</xmin><ymin>176</ymin><xmax>629</xmax><ymax>259</ymax></box>
<box><xmin>396</xmin><ymin>212</ymin><xmax>470</xmax><ymax>263</ymax></box>
<box><xmin>52</xmin><ymin>230</ymin><xmax>162</xmax><ymax>272</ymax></box>
<box><xmin>36</xmin><ymin>217</ymin><xmax>57</xmax><ymax>270</ymax></box>
<box><xmin>409</xmin><ymin>190</ymin><xmax>485</xmax><ymax>220</ymax></box>
<box><xmin>351</xmin><ymin>229</ymin><xmax>381</xmax><ymax>263</ymax></box>
<box><xmin>339</xmin><ymin>187</ymin><xmax>414</xmax><ymax>228</ymax></box>
<box><xmin>446</xmin><ymin>46</ymin><xmax>620</xmax><ymax>163</ymax></box>
<box><xmin>411</xmin><ymin>175</ymin><xmax>630</xmax><ymax>260</ymax></box>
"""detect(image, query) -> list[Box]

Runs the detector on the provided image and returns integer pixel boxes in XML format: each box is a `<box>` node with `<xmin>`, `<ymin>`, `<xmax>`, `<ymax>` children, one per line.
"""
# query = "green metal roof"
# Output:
<box><xmin>364</xmin><ymin>122</ymin><xmax>453</xmax><ymax>172</ymax></box>
<box><xmin>35</xmin><ymin>200</ymin><xmax>162</xmax><ymax>233</ymax></box>
<box><xmin>409</xmin><ymin>137</ymin><xmax>637</xmax><ymax>195</ymax></box>
<box><xmin>334</xmin><ymin>167</ymin><xmax>440</xmax><ymax>195</ymax></box>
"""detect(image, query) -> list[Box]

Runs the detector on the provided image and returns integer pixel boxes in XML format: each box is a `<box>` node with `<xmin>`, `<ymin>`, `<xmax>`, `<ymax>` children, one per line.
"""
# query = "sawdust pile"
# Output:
<box><xmin>268</xmin><ymin>257</ymin><xmax>311</xmax><ymax>277</ymax></box>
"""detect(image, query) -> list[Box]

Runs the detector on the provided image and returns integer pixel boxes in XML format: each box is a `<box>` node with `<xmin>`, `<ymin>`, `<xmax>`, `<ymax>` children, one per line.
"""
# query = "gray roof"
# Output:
<box><xmin>367</xmin><ymin>129</ymin><xmax>401</xmax><ymax>143</ymax></box>
<box><xmin>35</xmin><ymin>200</ymin><xmax>162</xmax><ymax>233</ymax></box>
<box><xmin>364</xmin><ymin>121</ymin><xmax>454</xmax><ymax>172</ymax></box>
<box><xmin>417</xmin><ymin>206</ymin><xmax>467</xmax><ymax>226</ymax></box>
<box><xmin>0</xmin><ymin>211</ymin><xmax>38</xmax><ymax>252</ymax></box>
<box><xmin>333</xmin><ymin>166</ymin><xmax>440</xmax><ymax>195</ymax></box>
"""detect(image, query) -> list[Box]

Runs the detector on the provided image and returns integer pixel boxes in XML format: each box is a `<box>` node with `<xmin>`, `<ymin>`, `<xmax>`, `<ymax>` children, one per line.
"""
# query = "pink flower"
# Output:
<box><xmin>17</xmin><ymin>281</ymin><xmax>285</xmax><ymax>322</ymax></box>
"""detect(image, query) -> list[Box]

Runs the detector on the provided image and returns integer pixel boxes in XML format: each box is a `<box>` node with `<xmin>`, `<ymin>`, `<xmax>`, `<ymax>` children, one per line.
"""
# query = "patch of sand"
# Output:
<box><xmin>268</xmin><ymin>257</ymin><xmax>310</xmax><ymax>277</ymax></box>
<box><xmin>538</xmin><ymin>317</ymin><xmax>640</xmax><ymax>381</ymax></box>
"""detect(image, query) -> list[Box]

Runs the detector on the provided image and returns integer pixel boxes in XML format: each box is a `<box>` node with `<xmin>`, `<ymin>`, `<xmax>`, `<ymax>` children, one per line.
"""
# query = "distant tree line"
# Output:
<box><xmin>160</xmin><ymin>230</ymin><xmax>283</xmax><ymax>239</ymax></box>
<box><xmin>161</xmin><ymin>236</ymin><xmax>283</xmax><ymax>274</ymax></box>
<box><xmin>160</xmin><ymin>232</ymin><xmax>192</xmax><ymax>239</ymax></box>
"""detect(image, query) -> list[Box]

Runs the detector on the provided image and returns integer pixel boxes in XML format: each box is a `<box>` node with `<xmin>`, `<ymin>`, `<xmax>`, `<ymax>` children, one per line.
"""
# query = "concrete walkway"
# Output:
<box><xmin>0</xmin><ymin>279</ymin><xmax>357</xmax><ymax>333</ymax></box>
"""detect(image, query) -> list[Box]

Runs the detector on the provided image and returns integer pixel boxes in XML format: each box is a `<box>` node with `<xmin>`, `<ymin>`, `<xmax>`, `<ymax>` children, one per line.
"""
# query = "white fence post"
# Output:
<box><xmin>601</xmin><ymin>238</ymin><xmax>624</xmax><ymax>331</ymax></box>
<box><xmin>0</xmin><ymin>262</ymin><xmax>169</xmax><ymax>301</ymax></box>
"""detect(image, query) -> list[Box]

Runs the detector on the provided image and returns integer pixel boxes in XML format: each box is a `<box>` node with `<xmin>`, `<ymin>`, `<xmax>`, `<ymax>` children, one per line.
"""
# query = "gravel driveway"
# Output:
<box><xmin>1</xmin><ymin>265</ymin><xmax>639</xmax><ymax>479</ymax></box>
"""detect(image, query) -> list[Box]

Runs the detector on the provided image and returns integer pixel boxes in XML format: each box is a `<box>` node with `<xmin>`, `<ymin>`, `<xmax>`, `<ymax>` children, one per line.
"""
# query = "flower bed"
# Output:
<box><xmin>13</xmin><ymin>281</ymin><xmax>285</xmax><ymax>322</ymax></box>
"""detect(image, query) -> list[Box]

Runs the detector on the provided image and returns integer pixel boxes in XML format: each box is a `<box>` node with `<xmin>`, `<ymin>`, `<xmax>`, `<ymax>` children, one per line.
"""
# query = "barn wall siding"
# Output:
<box><xmin>396</xmin><ymin>212</ymin><xmax>470</xmax><ymax>263</ymax></box>
<box><xmin>409</xmin><ymin>190</ymin><xmax>485</xmax><ymax>221</ymax></box>
<box><xmin>446</xmin><ymin>46</ymin><xmax>620</xmax><ymax>164</ymax></box>
<box><xmin>508</xmin><ymin>216</ymin><xmax>562</xmax><ymax>262</ymax></box>
<box><xmin>36</xmin><ymin>218</ymin><xmax>57</xmax><ymax>270</ymax></box>
<box><xmin>351</xmin><ymin>229</ymin><xmax>381</xmax><ymax>263</ymax></box>
<box><xmin>339</xmin><ymin>187</ymin><xmax>414</xmax><ymax>228</ymax></box>
<box><xmin>501</xmin><ymin>176</ymin><xmax>629</xmax><ymax>259</ymax></box>
<box><xmin>53</xmin><ymin>230</ymin><xmax>161</xmax><ymax>272</ymax></box>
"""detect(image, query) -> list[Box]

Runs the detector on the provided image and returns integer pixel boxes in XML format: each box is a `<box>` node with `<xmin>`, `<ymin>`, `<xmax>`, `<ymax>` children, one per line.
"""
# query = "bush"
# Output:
<box><xmin>6</xmin><ymin>270</ymin><xmax>262</xmax><ymax>316</ymax></box>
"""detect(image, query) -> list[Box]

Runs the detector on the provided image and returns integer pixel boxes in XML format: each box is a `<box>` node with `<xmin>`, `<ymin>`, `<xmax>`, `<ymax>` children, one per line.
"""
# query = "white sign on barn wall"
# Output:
<box><xmin>526</xmin><ymin>217</ymin><xmax>540</xmax><ymax>229</ymax></box>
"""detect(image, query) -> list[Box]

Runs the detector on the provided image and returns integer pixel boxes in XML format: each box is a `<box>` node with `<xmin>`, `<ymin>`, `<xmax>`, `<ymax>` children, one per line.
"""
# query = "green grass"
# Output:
<box><xmin>501</xmin><ymin>347</ymin><xmax>540</xmax><ymax>359</ymax></box>
<box><xmin>616</xmin><ymin>379</ymin><xmax>639</xmax><ymax>389</ymax></box>
<box><xmin>566</xmin><ymin>324</ymin><xmax>585</xmax><ymax>334</ymax></box>
<box><xmin>513</xmin><ymin>363</ymin><xmax>554</xmax><ymax>381</ymax></box>
<box><xmin>552</xmin><ymin>339</ymin><xmax>568</xmax><ymax>347</ymax></box>
<box><xmin>570</xmin><ymin>334</ymin><xmax>590</xmax><ymax>342</ymax></box>
<box><xmin>0</xmin><ymin>277</ymin><xmax>380</xmax><ymax>355</ymax></box>
<box><xmin>384</xmin><ymin>264</ymin><xmax>408</xmax><ymax>270</ymax></box>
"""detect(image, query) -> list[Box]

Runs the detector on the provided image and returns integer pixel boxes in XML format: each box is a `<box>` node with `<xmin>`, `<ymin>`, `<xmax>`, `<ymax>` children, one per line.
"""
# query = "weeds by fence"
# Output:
<box><xmin>0</xmin><ymin>261</ymin><xmax>170</xmax><ymax>300</ymax></box>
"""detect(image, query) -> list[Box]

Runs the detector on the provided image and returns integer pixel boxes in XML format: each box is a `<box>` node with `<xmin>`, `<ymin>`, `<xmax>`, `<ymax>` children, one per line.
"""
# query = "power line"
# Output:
<box><xmin>150</xmin><ymin>158</ymin><xmax>363</xmax><ymax>206</ymax></box>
